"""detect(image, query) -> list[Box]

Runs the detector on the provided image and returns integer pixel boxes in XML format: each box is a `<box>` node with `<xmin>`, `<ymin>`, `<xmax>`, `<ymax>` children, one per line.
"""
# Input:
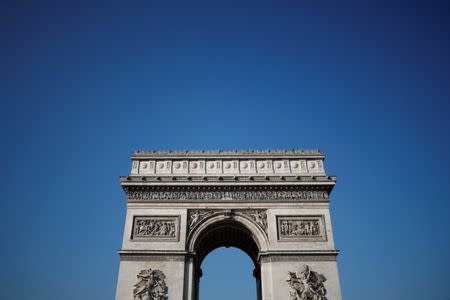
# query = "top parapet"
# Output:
<box><xmin>132</xmin><ymin>149</ymin><xmax>323</xmax><ymax>158</ymax></box>
<box><xmin>129</xmin><ymin>149</ymin><xmax>328</xmax><ymax>177</ymax></box>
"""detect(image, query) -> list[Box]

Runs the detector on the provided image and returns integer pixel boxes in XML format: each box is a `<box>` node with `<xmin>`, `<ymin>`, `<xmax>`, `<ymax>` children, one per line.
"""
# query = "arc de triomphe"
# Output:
<box><xmin>116</xmin><ymin>150</ymin><xmax>342</xmax><ymax>300</ymax></box>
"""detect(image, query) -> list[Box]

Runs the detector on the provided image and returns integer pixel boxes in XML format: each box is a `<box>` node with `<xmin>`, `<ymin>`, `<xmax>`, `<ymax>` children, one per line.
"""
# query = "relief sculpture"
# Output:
<box><xmin>133</xmin><ymin>217</ymin><xmax>177</xmax><ymax>239</ymax></box>
<box><xmin>277</xmin><ymin>216</ymin><xmax>325</xmax><ymax>241</ymax></box>
<box><xmin>188</xmin><ymin>209</ymin><xmax>268</xmax><ymax>236</ymax></box>
<box><xmin>238</xmin><ymin>209</ymin><xmax>268</xmax><ymax>233</ymax></box>
<box><xmin>133</xmin><ymin>268</ymin><xmax>167</xmax><ymax>300</ymax></box>
<box><xmin>280</xmin><ymin>220</ymin><xmax>320</xmax><ymax>237</ymax></box>
<box><xmin>126</xmin><ymin>188</ymin><xmax>328</xmax><ymax>202</ymax></box>
<box><xmin>188</xmin><ymin>210</ymin><xmax>215</xmax><ymax>229</ymax></box>
<box><xmin>286</xmin><ymin>265</ymin><xmax>327</xmax><ymax>300</ymax></box>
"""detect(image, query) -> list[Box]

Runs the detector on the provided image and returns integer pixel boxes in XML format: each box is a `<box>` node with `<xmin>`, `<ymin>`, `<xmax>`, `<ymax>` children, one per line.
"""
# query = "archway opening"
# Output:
<box><xmin>192</xmin><ymin>220</ymin><xmax>262</xmax><ymax>300</ymax></box>
<box><xmin>201</xmin><ymin>247</ymin><xmax>256</xmax><ymax>300</ymax></box>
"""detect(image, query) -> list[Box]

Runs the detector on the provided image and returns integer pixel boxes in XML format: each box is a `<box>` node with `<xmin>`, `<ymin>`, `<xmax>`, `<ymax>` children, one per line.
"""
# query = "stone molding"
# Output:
<box><xmin>120</xmin><ymin>255</ymin><xmax>186</xmax><ymax>261</ymax></box>
<box><xmin>124</xmin><ymin>186</ymin><xmax>329</xmax><ymax>203</ymax></box>
<box><xmin>121</xmin><ymin>175</ymin><xmax>336</xmax><ymax>184</ymax></box>
<box><xmin>133</xmin><ymin>149</ymin><xmax>322</xmax><ymax>157</ymax></box>
<box><xmin>259</xmin><ymin>251</ymin><xmax>338</xmax><ymax>262</ymax></box>
<box><xmin>119</xmin><ymin>250</ymin><xmax>187</xmax><ymax>261</ymax></box>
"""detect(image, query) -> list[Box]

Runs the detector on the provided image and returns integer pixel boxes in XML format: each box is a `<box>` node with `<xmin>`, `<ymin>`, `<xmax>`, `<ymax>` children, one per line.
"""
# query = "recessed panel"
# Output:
<box><xmin>273</xmin><ymin>160</ymin><xmax>291</xmax><ymax>173</ymax></box>
<box><xmin>240</xmin><ymin>160</ymin><xmax>256</xmax><ymax>173</ymax></box>
<box><xmin>223</xmin><ymin>160</ymin><xmax>239</xmax><ymax>174</ymax></box>
<box><xmin>189</xmin><ymin>160</ymin><xmax>205</xmax><ymax>174</ymax></box>
<box><xmin>131</xmin><ymin>216</ymin><xmax>180</xmax><ymax>241</ymax></box>
<box><xmin>277</xmin><ymin>215</ymin><xmax>326</xmax><ymax>241</ymax></box>
<box><xmin>155</xmin><ymin>160</ymin><xmax>172</xmax><ymax>174</ymax></box>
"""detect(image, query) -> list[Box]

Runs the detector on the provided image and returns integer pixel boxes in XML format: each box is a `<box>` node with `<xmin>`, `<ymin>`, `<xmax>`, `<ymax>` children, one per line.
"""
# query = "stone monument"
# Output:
<box><xmin>115</xmin><ymin>150</ymin><xmax>342</xmax><ymax>300</ymax></box>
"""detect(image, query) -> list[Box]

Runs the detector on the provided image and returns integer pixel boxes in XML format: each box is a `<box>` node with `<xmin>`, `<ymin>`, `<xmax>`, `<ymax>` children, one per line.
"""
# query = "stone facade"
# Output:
<box><xmin>116</xmin><ymin>150</ymin><xmax>342</xmax><ymax>300</ymax></box>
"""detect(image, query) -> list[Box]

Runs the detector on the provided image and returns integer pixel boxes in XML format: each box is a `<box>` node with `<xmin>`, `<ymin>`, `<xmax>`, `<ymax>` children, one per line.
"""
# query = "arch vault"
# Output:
<box><xmin>115</xmin><ymin>150</ymin><xmax>342</xmax><ymax>300</ymax></box>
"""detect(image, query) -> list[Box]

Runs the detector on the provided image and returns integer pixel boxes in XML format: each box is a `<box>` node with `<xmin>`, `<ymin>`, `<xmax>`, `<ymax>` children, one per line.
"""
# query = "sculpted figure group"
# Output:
<box><xmin>286</xmin><ymin>265</ymin><xmax>327</xmax><ymax>300</ymax></box>
<box><xmin>280</xmin><ymin>220</ymin><xmax>320</xmax><ymax>237</ymax></box>
<box><xmin>135</xmin><ymin>220</ymin><xmax>176</xmax><ymax>237</ymax></box>
<box><xmin>133</xmin><ymin>269</ymin><xmax>167</xmax><ymax>300</ymax></box>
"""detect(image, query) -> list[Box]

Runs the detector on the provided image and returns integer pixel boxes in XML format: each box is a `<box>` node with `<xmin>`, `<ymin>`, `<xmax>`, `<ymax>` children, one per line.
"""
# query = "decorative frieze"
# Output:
<box><xmin>277</xmin><ymin>216</ymin><xmax>326</xmax><ymax>241</ymax></box>
<box><xmin>132</xmin><ymin>216</ymin><xmax>180</xmax><ymax>241</ymax></box>
<box><xmin>125</xmin><ymin>187</ymin><xmax>329</xmax><ymax>202</ymax></box>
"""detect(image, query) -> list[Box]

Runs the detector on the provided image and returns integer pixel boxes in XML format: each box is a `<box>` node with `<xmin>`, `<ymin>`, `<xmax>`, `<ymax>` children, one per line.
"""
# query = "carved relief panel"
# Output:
<box><xmin>172</xmin><ymin>160</ymin><xmax>189</xmax><ymax>174</ymax></box>
<box><xmin>277</xmin><ymin>216</ymin><xmax>326</xmax><ymax>241</ymax></box>
<box><xmin>286</xmin><ymin>265</ymin><xmax>327</xmax><ymax>300</ymax></box>
<box><xmin>139</xmin><ymin>161</ymin><xmax>156</xmax><ymax>174</ymax></box>
<box><xmin>273</xmin><ymin>160</ymin><xmax>291</xmax><ymax>173</ymax></box>
<box><xmin>155</xmin><ymin>161</ymin><xmax>172</xmax><ymax>174</ymax></box>
<box><xmin>189</xmin><ymin>160</ymin><xmax>205</xmax><ymax>174</ymax></box>
<box><xmin>133</xmin><ymin>268</ymin><xmax>168</xmax><ymax>300</ymax></box>
<box><xmin>240</xmin><ymin>160</ymin><xmax>256</xmax><ymax>173</ymax></box>
<box><xmin>256</xmin><ymin>160</ymin><xmax>273</xmax><ymax>173</ymax></box>
<box><xmin>222</xmin><ymin>160</ymin><xmax>239</xmax><ymax>174</ymax></box>
<box><xmin>132</xmin><ymin>216</ymin><xmax>180</xmax><ymax>241</ymax></box>
<box><xmin>206</xmin><ymin>160</ymin><xmax>222</xmax><ymax>174</ymax></box>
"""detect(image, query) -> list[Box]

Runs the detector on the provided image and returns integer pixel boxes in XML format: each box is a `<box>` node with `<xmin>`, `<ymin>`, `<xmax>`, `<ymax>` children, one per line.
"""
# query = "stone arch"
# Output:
<box><xmin>187</xmin><ymin>211</ymin><xmax>268</xmax><ymax>300</ymax></box>
<box><xmin>187</xmin><ymin>211</ymin><xmax>269</xmax><ymax>259</ymax></box>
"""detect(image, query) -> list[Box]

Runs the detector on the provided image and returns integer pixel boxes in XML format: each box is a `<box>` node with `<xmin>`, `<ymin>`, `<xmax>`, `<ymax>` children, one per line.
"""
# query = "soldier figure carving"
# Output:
<box><xmin>133</xmin><ymin>269</ymin><xmax>168</xmax><ymax>300</ymax></box>
<box><xmin>286</xmin><ymin>265</ymin><xmax>327</xmax><ymax>300</ymax></box>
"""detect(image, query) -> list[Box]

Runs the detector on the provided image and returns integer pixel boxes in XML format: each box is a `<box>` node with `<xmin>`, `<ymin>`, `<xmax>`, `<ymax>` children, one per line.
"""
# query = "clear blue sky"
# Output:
<box><xmin>2</xmin><ymin>1</ymin><xmax>450</xmax><ymax>299</ymax></box>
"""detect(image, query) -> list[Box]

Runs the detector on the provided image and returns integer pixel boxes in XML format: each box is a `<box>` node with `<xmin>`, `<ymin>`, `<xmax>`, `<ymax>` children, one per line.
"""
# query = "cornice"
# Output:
<box><xmin>120</xmin><ymin>175</ymin><xmax>336</xmax><ymax>186</ymax></box>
